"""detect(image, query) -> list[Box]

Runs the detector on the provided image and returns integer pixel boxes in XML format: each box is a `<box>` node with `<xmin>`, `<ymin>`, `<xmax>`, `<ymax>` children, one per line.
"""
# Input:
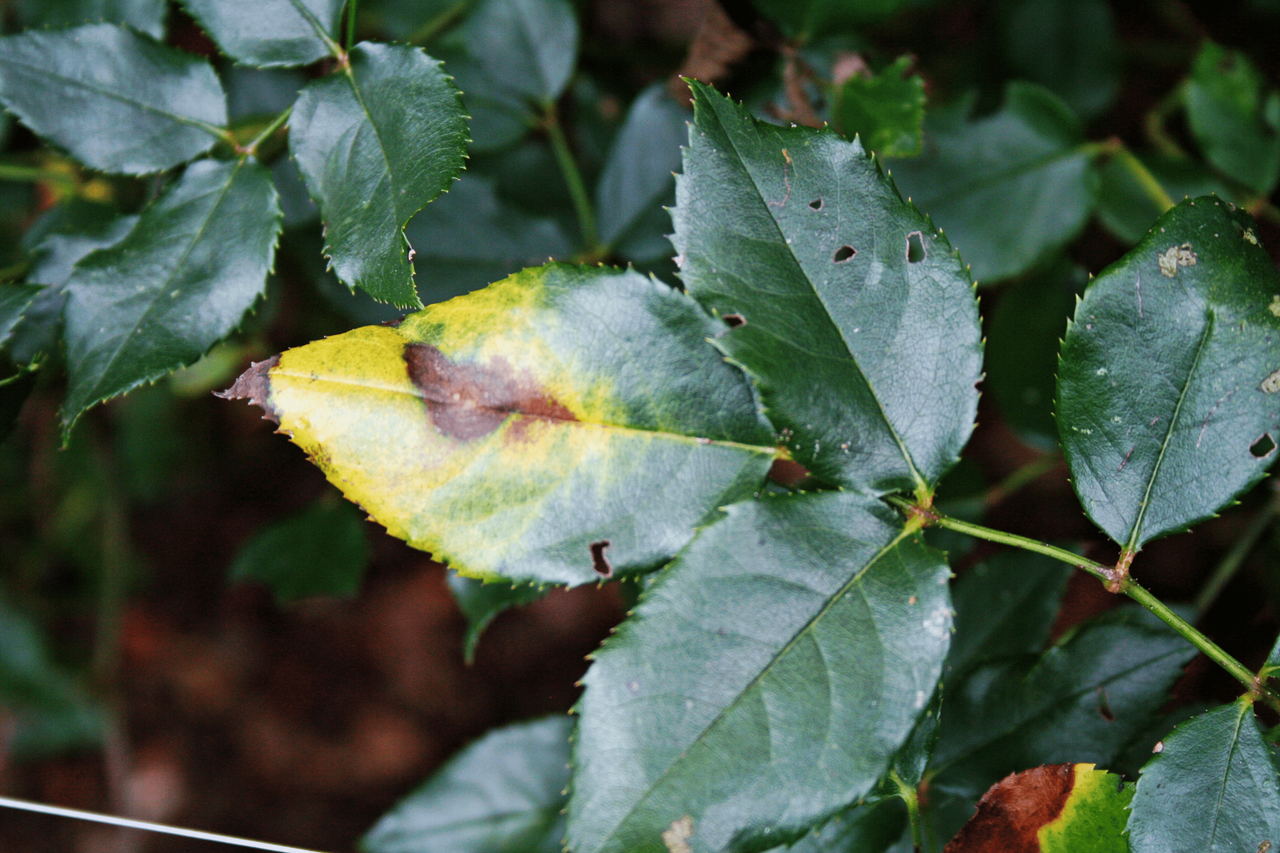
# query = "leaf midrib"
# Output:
<box><xmin>1124</xmin><ymin>308</ymin><xmax>1215</xmax><ymax>552</ymax></box>
<box><xmin>703</xmin><ymin>98</ymin><xmax>927</xmax><ymax>493</ymax></box>
<box><xmin>270</xmin><ymin>365</ymin><xmax>776</xmax><ymax>454</ymax></box>
<box><xmin>588</xmin><ymin>523</ymin><xmax>915</xmax><ymax>850</ymax></box>
<box><xmin>0</xmin><ymin>56</ymin><xmax>223</xmax><ymax>139</ymax></box>
<box><xmin>77</xmin><ymin>160</ymin><xmax>247</xmax><ymax>406</ymax></box>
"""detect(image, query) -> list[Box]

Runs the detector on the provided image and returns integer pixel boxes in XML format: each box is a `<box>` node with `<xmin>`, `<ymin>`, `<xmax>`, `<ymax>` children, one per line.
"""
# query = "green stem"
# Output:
<box><xmin>891</xmin><ymin>497</ymin><xmax>1280</xmax><ymax>715</ymax></box>
<box><xmin>407</xmin><ymin>0</ymin><xmax>473</xmax><ymax>44</ymax></box>
<box><xmin>0</xmin><ymin>164</ymin><xmax>79</xmax><ymax>185</ymax></box>
<box><xmin>243</xmin><ymin>106</ymin><xmax>293</xmax><ymax>157</ymax></box>
<box><xmin>1113</xmin><ymin>146</ymin><xmax>1177</xmax><ymax>212</ymax></box>
<box><xmin>887</xmin><ymin>495</ymin><xmax>1114</xmax><ymax>583</ymax></box>
<box><xmin>982</xmin><ymin>453</ymin><xmax>1061</xmax><ymax>508</ymax></box>
<box><xmin>1193</xmin><ymin>486</ymin><xmax>1280</xmax><ymax>619</ymax></box>
<box><xmin>543</xmin><ymin>102</ymin><xmax>600</xmax><ymax>252</ymax></box>
<box><xmin>345</xmin><ymin>0</ymin><xmax>358</xmax><ymax>52</ymax></box>
<box><xmin>1145</xmin><ymin>85</ymin><xmax>1188</xmax><ymax>159</ymax></box>
<box><xmin>890</xmin><ymin>772</ymin><xmax>924</xmax><ymax>853</ymax></box>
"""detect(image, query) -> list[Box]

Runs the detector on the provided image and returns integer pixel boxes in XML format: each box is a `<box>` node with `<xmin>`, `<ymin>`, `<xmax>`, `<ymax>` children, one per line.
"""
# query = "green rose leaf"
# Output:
<box><xmin>61</xmin><ymin>157</ymin><xmax>281</xmax><ymax>438</ymax></box>
<box><xmin>769</xmin><ymin>799</ymin><xmax>908</xmax><ymax>853</ymax></box>
<box><xmin>1186</xmin><ymin>41</ymin><xmax>1280</xmax><ymax>196</ymax></box>
<box><xmin>179</xmin><ymin>0</ymin><xmax>343</xmax><ymax>67</ymax></box>
<box><xmin>446</xmin><ymin>573</ymin><xmax>545</xmax><ymax>663</ymax></box>
<box><xmin>229</xmin><ymin>497</ymin><xmax>371</xmax><ymax>602</ymax></box>
<box><xmin>998</xmin><ymin>0</ymin><xmax>1120</xmax><ymax>119</ymax></box>
<box><xmin>362</xmin><ymin>715</ymin><xmax>572</xmax><ymax>853</ymax></box>
<box><xmin>403</xmin><ymin>172</ymin><xmax>574</xmax><ymax>303</ymax></box>
<box><xmin>749</xmin><ymin>0</ymin><xmax>934</xmax><ymax>39</ymax></box>
<box><xmin>219</xmin><ymin>263</ymin><xmax>777</xmax><ymax>587</ymax></box>
<box><xmin>437</xmin><ymin>0</ymin><xmax>578</xmax><ymax>152</ymax></box>
<box><xmin>1056</xmin><ymin>197</ymin><xmax>1280</xmax><ymax>552</ymax></box>
<box><xmin>0</xmin><ymin>24</ymin><xmax>227</xmax><ymax>175</ymax></box>
<box><xmin>289</xmin><ymin>42</ymin><xmax>469</xmax><ymax>307</ymax></box>
<box><xmin>0</xmin><ymin>284</ymin><xmax>42</xmax><ymax>351</ymax></box>
<box><xmin>832</xmin><ymin>56</ymin><xmax>926</xmax><ymax>157</ymax></box>
<box><xmin>672</xmin><ymin>81</ymin><xmax>981</xmax><ymax>500</ymax></box>
<box><xmin>946</xmin><ymin>550</ymin><xmax>1074</xmax><ymax>682</ymax></box>
<box><xmin>888</xmin><ymin>82</ymin><xmax>1099</xmax><ymax>284</ymax></box>
<box><xmin>16</xmin><ymin>0</ymin><xmax>166</xmax><ymax>39</ymax></box>
<box><xmin>926</xmin><ymin>608</ymin><xmax>1194</xmax><ymax>848</ymax></box>
<box><xmin>596</xmin><ymin>84</ymin><xmax>688</xmax><ymax>253</ymax></box>
<box><xmin>568</xmin><ymin>491</ymin><xmax>952</xmax><ymax>853</ymax></box>
<box><xmin>1127</xmin><ymin>700</ymin><xmax>1280</xmax><ymax>853</ymax></box>
<box><xmin>1097</xmin><ymin>155</ymin><xmax>1238</xmax><ymax>246</ymax></box>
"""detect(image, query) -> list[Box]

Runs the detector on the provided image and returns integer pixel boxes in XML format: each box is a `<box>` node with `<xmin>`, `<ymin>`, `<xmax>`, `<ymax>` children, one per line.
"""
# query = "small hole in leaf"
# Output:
<box><xmin>833</xmin><ymin>245</ymin><xmax>857</xmax><ymax>263</ymax></box>
<box><xmin>1251</xmin><ymin>434</ymin><xmax>1276</xmax><ymax>458</ymax></box>
<box><xmin>723</xmin><ymin>313</ymin><xmax>746</xmax><ymax>328</ymax></box>
<box><xmin>590</xmin><ymin>540</ymin><xmax>613</xmax><ymax>577</ymax></box>
<box><xmin>809</xmin><ymin>198</ymin><xmax>823</xmax><ymax>210</ymax></box>
<box><xmin>906</xmin><ymin>231</ymin><xmax>926</xmax><ymax>263</ymax></box>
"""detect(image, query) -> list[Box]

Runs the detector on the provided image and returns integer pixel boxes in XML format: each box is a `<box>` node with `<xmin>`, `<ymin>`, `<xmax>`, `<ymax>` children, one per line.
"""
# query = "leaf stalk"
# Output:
<box><xmin>543</xmin><ymin>102</ymin><xmax>600</xmax><ymax>253</ymax></box>
<box><xmin>891</xmin><ymin>497</ymin><xmax>1280</xmax><ymax>715</ymax></box>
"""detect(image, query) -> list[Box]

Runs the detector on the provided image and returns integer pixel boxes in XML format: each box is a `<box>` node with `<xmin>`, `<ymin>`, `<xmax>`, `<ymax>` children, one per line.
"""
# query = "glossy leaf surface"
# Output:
<box><xmin>569</xmin><ymin>490</ymin><xmax>952</xmax><ymax>853</ymax></box>
<box><xmin>220</xmin><ymin>264</ymin><xmax>776</xmax><ymax>586</ymax></box>
<box><xmin>1057</xmin><ymin>197</ymin><xmax>1280</xmax><ymax>551</ymax></box>
<box><xmin>62</xmin><ymin>158</ymin><xmax>280</xmax><ymax>437</ymax></box>
<box><xmin>1127</xmin><ymin>700</ymin><xmax>1280</xmax><ymax>853</ymax></box>
<box><xmin>1186</xmin><ymin>42</ymin><xmax>1280</xmax><ymax>196</ymax></box>
<box><xmin>290</xmin><ymin>42</ymin><xmax>468</xmax><ymax>307</ymax></box>
<box><xmin>16</xmin><ymin>0</ymin><xmax>166</xmax><ymax>38</ymax></box>
<box><xmin>0</xmin><ymin>24</ymin><xmax>227</xmax><ymax>174</ymax></box>
<box><xmin>832</xmin><ymin>56</ymin><xmax>926</xmax><ymax>157</ymax></box>
<box><xmin>772</xmin><ymin>799</ymin><xmax>908</xmax><ymax>853</ymax></box>
<box><xmin>888</xmin><ymin>83</ymin><xmax>1098</xmax><ymax>283</ymax></box>
<box><xmin>437</xmin><ymin>0</ymin><xmax>578</xmax><ymax>151</ymax></box>
<box><xmin>0</xmin><ymin>285</ymin><xmax>41</xmax><ymax>350</ymax></box>
<box><xmin>229</xmin><ymin>497</ymin><xmax>370</xmax><ymax>602</ymax></box>
<box><xmin>180</xmin><ymin>0</ymin><xmax>343</xmax><ymax>67</ymax></box>
<box><xmin>362</xmin><ymin>715</ymin><xmax>572</xmax><ymax>853</ymax></box>
<box><xmin>672</xmin><ymin>82</ymin><xmax>981</xmax><ymax>498</ymax></box>
<box><xmin>946</xmin><ymin>764</ymin><xmax>1131</xmax><ymax>853</ymax></box>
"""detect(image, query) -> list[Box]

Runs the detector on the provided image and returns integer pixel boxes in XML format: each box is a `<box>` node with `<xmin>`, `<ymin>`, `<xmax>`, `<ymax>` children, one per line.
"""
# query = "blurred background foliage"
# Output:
<box><xmin>0</xmin><ymin>0</ymin><xmax>1278</xmax><ymax>850</ymax></box>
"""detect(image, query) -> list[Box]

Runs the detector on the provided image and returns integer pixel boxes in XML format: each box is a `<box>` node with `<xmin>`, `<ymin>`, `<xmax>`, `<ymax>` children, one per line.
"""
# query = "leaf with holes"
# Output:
<box><xmin>0</xmin><ymin>23</ymin><xmax>227</xmax><ymax>174</ymax></box>
<box><xmin>568</xmin><ymin>490</ymin><xmax>952</xmax><ymax>853</ymax></box>
<box><xmin>61</xmin><ymin>157</ymin><xmax>280</xmax><ymax>438</ymax></box>
<box><xmin>219</xmin><ymin>263</ymin><xmax>776</xmax><ymax>586</ymax></box>
<box><xmin>1127</xmin><ymin>700</ymin><xmax>1280</xmax><ymax>853</ymax></box>
<box><xmin>671</xmin><ymin>81</ymin><xmax>981</xmax><ymax>500</ymax></box>
<box><xmin>179</xmin><ymin>0</ymin><xmax>344</xmax><ymax>67</ymax></box>
<box><xmin>363</xmin><ymin>716</ymin><xmax>572</xmax><ymax>853</ymax></box>
<box><xmin>289</xmin><ymin>42</ymin><xmax>468</xmax><ymax>307</ymax></box>
<box><xmin>1056</xmin><ymin>197</ymin><xmax>1280</xmax><ymax>554</ymax></box>
<box><xmin>888</xmin><ymin>82</ymin><xmax>1099</xmax><ymax>284</ymax></box>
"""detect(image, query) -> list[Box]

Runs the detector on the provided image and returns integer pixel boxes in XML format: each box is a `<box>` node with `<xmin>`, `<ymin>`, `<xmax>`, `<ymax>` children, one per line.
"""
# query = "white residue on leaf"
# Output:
<box><xmin>1158</xmin><ymin>243</ymin><xmax>1197</xmax><ymax>277</ymax></box>
<box><xmin>923</xmin><ymin>607</ymin><xmax>949</xmax><ymax>639</ymax></box>
<box><xmin>1269</xmin><ymin>295</ymin><xmax>1280</xmax><ymax>317</ymax></box>
<box><xmin>1096</xmin><ymin>367</ymin><xmax>1107</xmax><ymax>376</ymax></box>
<box><xmin>915</xmin><ymin>690</ymin><xmax>927</xmax><ymax>709</ymax></box>
<box><xmin>1262</xmin><ymin>369</ymin><xmax>1280</xmax><ymax>394</ymax></box>
<box><xmin>663</xmin><ymin>816</ymin><xmax>695</xmax><ymax>853</ymax></box>
<box><xmin>1245</xmin><ymin>228</ymin><xmax>1259</xmax><ymax>245</ymax></box>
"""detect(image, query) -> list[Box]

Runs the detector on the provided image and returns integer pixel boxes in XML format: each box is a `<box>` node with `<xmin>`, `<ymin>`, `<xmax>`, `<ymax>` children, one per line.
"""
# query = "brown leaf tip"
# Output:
<box><xmin>215</xmin><ymin>355</ymin><xmax>281</xmax><ymax>423</ymax></box>
<box><xmin>944</xmin><ymin>764</ymin><xmax>1075</xmax><ymax>853</ymax></box>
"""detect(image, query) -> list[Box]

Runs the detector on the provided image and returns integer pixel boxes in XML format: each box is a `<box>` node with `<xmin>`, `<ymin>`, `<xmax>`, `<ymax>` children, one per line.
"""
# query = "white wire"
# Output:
<box><xmin>0</xmin><ymin>795</ymin><xmax>331</xmax><ymax>853</ymax></box>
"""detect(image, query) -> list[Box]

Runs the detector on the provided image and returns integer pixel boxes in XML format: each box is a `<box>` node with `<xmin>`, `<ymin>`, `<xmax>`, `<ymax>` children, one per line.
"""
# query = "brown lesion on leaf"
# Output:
<box><xmin>590</xmin><ymin>540</ymin><xmax>613</xmax><ymax>578</ymax></box>
<box><xmin>943</xmin><ymin>764</ymin><xmax>1075</xmax><ymax>853</ymax></box>
<box><xmin>215</xmin><ymin>355</ymin><xmax>282</xmax><ymax>423</ymax></box>
<box><xmin>404</xmin><ymin>343</ymin><xmax>577</xmax><ymax>441</ymax></box>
